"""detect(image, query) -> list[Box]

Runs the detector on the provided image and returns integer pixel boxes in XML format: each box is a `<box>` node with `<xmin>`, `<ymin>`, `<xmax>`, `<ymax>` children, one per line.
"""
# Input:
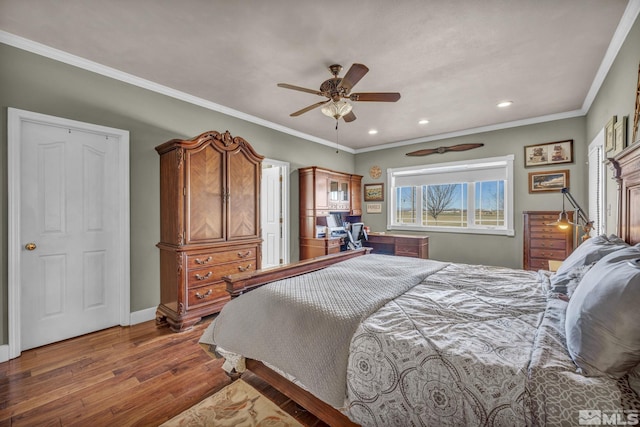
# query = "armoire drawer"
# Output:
<box><xmin>187</xmin><ymin>259</ymin><xmax>256</xmax><ymax>288</ymax></box>
<box><xmin>186</xmin><ymin>246</ymin><xmax>257</xmax><ymax>269</ymax></box>
<box><xmin>187</xmin><ymin>282</ymin><xmax>229</xmax><ymax>308</ymax></box>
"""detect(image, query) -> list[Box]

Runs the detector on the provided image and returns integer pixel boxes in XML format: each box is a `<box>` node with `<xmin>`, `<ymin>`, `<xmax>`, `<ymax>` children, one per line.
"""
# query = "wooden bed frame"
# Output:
<box><xmin>220</xmin><ymin>142</ymin><xmax>640</xmax><ymax>427</ymax></box>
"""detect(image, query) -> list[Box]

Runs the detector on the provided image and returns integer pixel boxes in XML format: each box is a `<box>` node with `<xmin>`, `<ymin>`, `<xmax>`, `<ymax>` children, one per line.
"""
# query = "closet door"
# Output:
<box><xmin>227</xmin><ymin>147</ymin><xmax>261</xmax><ymax>240</ymax></box>
<box><xmin>185</xmin><ymin>143</ymin><xmax>225</xmax><ymax>243</ymax></box>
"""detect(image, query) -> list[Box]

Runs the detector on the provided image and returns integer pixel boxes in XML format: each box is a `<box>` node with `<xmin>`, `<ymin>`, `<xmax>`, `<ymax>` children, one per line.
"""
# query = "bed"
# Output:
<box><xmin>200</xmin><ymin>142</ymin><xmax>640</xmax><ymax>426</ymax></box>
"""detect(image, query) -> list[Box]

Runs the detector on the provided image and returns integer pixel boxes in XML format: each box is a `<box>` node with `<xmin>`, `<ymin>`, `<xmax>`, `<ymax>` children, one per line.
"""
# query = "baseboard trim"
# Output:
<box><xmin>0</xmin><ymin>308</ymin><xmax>157</xmax><ymax>362</ymax></box>
<box><xmin>130</xmin><ymin>307</ymin><xmax>157</xmax><ymax>325</ymax></box>
<box><xmin>0</xmin><ymin>345</ymin><xmax>9</xmax><ymax>363</ymax></box>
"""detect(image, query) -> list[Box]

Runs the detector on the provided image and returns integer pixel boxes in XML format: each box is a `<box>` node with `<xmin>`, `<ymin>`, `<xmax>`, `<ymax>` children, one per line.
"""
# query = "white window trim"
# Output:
<box><xmin>387</xmin><ymin>155</ymin><xmax>514</xmax><ymax>236</ymax></box>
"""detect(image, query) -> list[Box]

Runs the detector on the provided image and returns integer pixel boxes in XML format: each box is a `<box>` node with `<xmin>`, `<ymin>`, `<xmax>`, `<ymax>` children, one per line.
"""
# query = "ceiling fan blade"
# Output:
<box><xmin>290</xmin><ymin>100</ymin><xmax>329</xmax><ymax>117</ymax></box>
<box><xmin>342</xmin><ymin>111</ymin><xmax>357</xmax><ymax>122</ymax></box>
<box><xmin>405</xmin><ymin>143</ymin><xmax>484</xmax><ymax>156</ymax></box>
<box><xmin>339</xmin><ymin>63</ymin><xmax>369</xmax><ymax>92</ymax></box>
<box><xmin>277</xmin><ymin>83</ymin><xmax>324</xmax><ymax>96</ymax></box>
<box><xmin>349</xmin><ymin>92</ymin><xmax>401</xmax><ymax>102</ymax></box>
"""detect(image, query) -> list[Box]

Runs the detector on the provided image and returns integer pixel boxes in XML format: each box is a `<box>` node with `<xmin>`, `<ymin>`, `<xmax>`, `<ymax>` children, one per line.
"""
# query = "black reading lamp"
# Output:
<box><xmin>549</xmin><ymin>187</ymin><xmax>594</xmax><ymax>247</ymax></box>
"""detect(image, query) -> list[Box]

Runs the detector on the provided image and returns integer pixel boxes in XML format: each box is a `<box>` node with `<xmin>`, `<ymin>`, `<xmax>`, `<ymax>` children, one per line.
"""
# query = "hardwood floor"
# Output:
<box><xmin>0</xmin><ymin>317</ymin><xmax>327</xmax><ymax>426</ymax></box>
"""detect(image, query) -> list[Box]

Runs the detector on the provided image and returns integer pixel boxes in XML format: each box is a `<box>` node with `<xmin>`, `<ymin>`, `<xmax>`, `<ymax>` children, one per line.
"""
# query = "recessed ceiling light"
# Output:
<box><xmin>497</xmin><ymin>101</ymin><xmax>513</xmax><ymax>108</ymax></box>
<box><xmin>418</xmin><ymin>119</ymin><xmax>430</xmax><ymax>125</ymax></box>
<box><xmin>368</xmin><ymin>129</ymin><xmax>378</xmax><ymax>135</ymax></box>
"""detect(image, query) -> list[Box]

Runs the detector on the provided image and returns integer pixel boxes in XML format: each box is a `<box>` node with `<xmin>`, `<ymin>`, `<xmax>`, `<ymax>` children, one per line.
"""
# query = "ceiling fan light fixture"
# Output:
<box><xmin>321</xmin><ymin>100</ymin><xmax>353</xmax><ymax>119</ymax></box>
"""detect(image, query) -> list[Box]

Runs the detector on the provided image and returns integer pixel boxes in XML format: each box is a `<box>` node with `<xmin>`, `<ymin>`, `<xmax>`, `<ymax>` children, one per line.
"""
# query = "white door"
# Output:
<box><xmin>261</xmin><ymin>160</ymin><xmax>289</xmax><ymax>268</ymax></box>
<box><xmin>261</xmin><ymin>165</ymin><xmax>282</xmax><ymax>268</ymax></box>
<box><xmin>8</xmin><ymin>108</ymin><xmax>130</xmax><ymax>355</ymax></box>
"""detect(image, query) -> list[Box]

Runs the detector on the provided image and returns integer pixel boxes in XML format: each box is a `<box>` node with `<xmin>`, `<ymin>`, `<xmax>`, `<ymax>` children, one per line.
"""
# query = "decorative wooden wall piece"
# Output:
<box><xmin>406</xmin><ymin>143</ymin><xmax>484</xmax><ymax>156</ymax></box>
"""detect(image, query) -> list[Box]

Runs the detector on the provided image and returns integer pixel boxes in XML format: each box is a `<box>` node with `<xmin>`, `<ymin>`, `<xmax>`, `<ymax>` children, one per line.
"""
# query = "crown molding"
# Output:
<box><xmin>581</xmin><ymin>0</ymin><xmax>640</xmax><ymax>111</ymax></box>
<box><xmin>2</xmin><ymin>0</ymin><xmax>637</xmax><ymax>158</ymax></box>
<box><xmin>0</xmin><ymin>30</ymin><xmax>355</xmax><ymax>154</ymax></box>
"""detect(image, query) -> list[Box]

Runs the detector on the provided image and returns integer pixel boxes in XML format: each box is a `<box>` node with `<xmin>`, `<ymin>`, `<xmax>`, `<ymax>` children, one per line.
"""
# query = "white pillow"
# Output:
<box><xmin>565</xmin><ymin>245</ymin><xmax>640</xmax><ymax>377</ymax></box>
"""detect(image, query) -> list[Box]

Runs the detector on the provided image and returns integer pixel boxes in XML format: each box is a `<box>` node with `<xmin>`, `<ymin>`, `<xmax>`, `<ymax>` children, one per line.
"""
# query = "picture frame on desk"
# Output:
<box><xmin>364</xmin><ymin>183</ymin><xmax>384</xmax><ymax>201</ymax></box>
<box><xmin>528</xmin><ymin>169</ymin><xmax>569</xmax><ymax>193</ymax></box>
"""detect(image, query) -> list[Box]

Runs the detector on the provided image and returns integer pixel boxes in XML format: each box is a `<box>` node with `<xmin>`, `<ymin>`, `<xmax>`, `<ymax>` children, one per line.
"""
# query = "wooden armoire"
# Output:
<box><xmin>155</xmin><ymin>130</ymin><xmax>263</xmax><ymax>332</ymax></box>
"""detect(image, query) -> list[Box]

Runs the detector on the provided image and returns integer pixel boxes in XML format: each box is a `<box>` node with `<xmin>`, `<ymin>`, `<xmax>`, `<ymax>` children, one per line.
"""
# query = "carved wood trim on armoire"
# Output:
<box><xmin>155</xmin><ymin>130</ymin><xmax>263</xmax><ymax>332</ymax></box>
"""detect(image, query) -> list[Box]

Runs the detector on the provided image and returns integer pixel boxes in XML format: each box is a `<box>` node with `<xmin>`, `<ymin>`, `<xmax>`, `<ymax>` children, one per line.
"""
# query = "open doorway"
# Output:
<box><xmin>261</xmin><ymin>159</ymin><xmax>289</xmax><ymax>268</ymax></box>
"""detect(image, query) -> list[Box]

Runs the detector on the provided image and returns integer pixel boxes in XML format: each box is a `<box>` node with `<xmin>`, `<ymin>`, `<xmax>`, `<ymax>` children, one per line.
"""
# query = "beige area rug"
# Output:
<box><xmin>161</xmin><ymin>379</ymin><xmax>303</xmax><ymax>427</ymax></box>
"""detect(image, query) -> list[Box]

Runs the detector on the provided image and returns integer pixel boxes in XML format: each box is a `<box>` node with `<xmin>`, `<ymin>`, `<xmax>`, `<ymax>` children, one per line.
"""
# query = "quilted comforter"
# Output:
<box><xmin>201</xmin><ymin>254</ymin><xmax>640</xmax><ymax>426</ymax></box>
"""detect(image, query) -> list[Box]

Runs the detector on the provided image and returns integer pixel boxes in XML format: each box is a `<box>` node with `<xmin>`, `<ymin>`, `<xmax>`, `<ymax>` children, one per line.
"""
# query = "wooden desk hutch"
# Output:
<box><xmin>299</xmin><ymin>166</ymin><xmax>362</xmax><ymax>260</ymax></box>
<box><xmin>155</xmin><ymin>130</ymin><xmax>263</xmax><ymax>332</ymax></box>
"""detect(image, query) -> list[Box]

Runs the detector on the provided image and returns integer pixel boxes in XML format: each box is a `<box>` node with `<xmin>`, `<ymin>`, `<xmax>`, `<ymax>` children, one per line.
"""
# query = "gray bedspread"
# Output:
<box><xmin>200</xmin><ymin>254</ymin><xmax>448</xmax><ymax>407</ymax></box>
<box><xmin>344</xmin><ymin>263</ymin><xmax>640</xmax><ymax>426</ymax></box>
<box><xmin>201</xmin><ymin>255</ymin><xmax>640</xmax><ymax>426</ymax></box>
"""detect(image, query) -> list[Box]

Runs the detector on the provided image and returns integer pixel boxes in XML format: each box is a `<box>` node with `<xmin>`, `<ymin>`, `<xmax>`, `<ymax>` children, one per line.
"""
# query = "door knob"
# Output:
<box><xmin>25</xmin><ymin>242</ymin><xmax>37</xmax><ymax>251</ymax></box>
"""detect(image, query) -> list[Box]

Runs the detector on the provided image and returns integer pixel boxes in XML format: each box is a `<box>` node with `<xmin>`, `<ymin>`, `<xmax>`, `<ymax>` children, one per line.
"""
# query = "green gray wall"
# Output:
<box><xmin>0</xmin><ymin>10</ymin><xmax>638</xmax><ymax>345</ymax></box>
<box><xmin>356</xmin><ymin>117</ymin><xmax>587</xmax><ymax>268</ymax></box>
<box><xmin>586</xmin><ymin>11</ymin><xmax>640</xmax><ymax>233</ymax></box>
<box><xmin>0</xmin><ymin>43</ymin><xmax>354</xmax><ymax>343</ymax></box>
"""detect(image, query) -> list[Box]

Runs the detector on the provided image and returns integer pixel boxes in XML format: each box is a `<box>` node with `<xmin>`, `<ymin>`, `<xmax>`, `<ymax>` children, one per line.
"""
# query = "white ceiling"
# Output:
<box><xmin>0</xmin><ymin>0</ymin><xmax>635</xmax><ymax>152</ymax></box>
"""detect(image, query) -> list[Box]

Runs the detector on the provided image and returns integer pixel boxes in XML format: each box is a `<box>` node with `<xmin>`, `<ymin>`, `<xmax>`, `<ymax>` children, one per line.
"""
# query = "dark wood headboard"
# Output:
<box><xmin>611</xmin><ymin>142</ymin><xmax>640</xmax><ymax>245</ymax></box>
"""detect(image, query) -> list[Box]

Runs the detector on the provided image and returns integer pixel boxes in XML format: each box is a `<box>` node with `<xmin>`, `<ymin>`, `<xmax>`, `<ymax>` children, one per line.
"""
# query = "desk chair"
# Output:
<box><xmin>347</xmin><ymin>222</ymin><xmax>367</xmax><ymax>250</ymax></box>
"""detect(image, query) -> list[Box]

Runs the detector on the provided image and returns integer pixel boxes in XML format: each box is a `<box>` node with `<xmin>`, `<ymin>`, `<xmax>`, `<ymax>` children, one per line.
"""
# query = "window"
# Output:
<box><xmin>388</xmin><ymin>155</ymin><xmax>514</xmax><ymax>235</ymax></box>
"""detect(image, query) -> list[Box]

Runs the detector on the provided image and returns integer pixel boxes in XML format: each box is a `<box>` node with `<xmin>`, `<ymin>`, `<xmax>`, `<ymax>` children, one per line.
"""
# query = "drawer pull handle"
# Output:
<box><xmin>195</xmin><ymin>289</ymin><xmax>212</xmax><ymax>299</ymax></box>
<box><xmin>195</xmin><ymin>272</ymin><xmax>212</xmax><ymax>280</ymax></box>
<box><xmin>237</xmin><ymin>263</ymin><xmax>252</xmax><ymax>272</ymax></box>
<box><xmin>237</xmin><ymin>251</ymin><xmax>252</xmax><ymax>259</ymax></box>
<box><xmin>195</xmin><ymin>256</ymin><xmax>213</xmax><ymax>265</ymax></box>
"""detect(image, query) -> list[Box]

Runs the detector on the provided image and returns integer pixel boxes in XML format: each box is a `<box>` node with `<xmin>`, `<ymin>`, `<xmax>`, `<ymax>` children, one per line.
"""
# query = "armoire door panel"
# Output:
<box><xmin>186</xmin><ymin>144</ymin><xmax>225</xmax><ymax>243</ymax></box>
<box><xmin>227</xmin><ymin>149</ymin><xmax>259</xmax><ymax>240</ymax></box>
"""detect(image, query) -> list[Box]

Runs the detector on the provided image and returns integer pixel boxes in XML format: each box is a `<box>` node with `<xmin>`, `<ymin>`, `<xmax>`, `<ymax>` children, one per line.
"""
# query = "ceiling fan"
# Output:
<box><xmin>277</xmin><ymin>63</ymin><xmax>401</xmax><ymax>122</ymax></box>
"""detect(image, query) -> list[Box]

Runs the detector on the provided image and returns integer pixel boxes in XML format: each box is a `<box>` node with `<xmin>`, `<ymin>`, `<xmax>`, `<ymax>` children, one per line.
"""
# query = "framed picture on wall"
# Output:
<box><xmin>366</xmin><ymin>203</ymin><xmax>382</xmax><ymax>213</ymax></box>
<box><xmin>528</xmin><ymin>169</ymin><xmax>569</xmax><ymax>193</ymax></box>
<box><xmin>364</xmin><ymin>183</ymin><xmax>384</xmax><ymax>201</ymax></box>
<box><xmin>605</xmin><ymin>116</ymin><xmax>617</xmax><ymax>152</ymax></box>
<box><xmin>614</xmin><ymin>116</ymin><xmax>627</xmax><ymax>154</ymax></box>
<box><xmin>524</xmin><ymin>139</ymin><xmax>573</xmax><ymax>167</ymax></box>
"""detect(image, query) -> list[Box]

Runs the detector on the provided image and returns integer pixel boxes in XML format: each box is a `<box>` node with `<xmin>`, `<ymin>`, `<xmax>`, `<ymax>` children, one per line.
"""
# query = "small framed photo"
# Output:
<box><xmin>364</xmin><ymin>183</ymin><xmax>384</xmax><ymax>201</ymax></box>
<box><xmin>528</xmin><ymin>169</ymin><xmax>570</xmax><ymax>193</ymax></box>
<box><xmin>614</xmin><ymin>116</ymin><xmax>627</xmax><ymax>154</ymax></box>
<box><xmin>524</xmin><ymin>139</ymin><xmax>573</xmax><ymax>167</ymax></box>
<box><xmin>605</xmin><ymin>116</ymin><xmax>617</xmax><ymax>152</ymax></box>
<box><xmin>366</xmin><ymin>203</ymin><xmax>382</xmax><ymax>214</ymax></box>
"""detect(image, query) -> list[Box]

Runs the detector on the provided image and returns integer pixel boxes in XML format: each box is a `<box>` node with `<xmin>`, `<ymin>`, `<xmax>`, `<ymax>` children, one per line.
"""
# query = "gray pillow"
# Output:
<box><xmin>565</xmin><ymin>245</ymin><xmax>640</xmax><ymax>377</ymax></box>
<box><xmin>550</xmin><ymin>234</ymin><xmax>628</xmax><ymax>294</ymax></box>
<box><xmin>555</xmin><ymin>234</ymin><xmax>627</xmax><ymax>275</ymax></box>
